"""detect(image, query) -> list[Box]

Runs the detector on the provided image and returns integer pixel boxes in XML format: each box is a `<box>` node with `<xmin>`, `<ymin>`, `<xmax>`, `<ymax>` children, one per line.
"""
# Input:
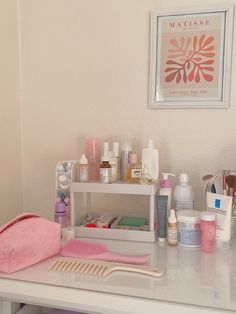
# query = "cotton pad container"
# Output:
<box><xmin>177</xmin><ymin>210</ymin><xmax>201</xmax><ymax>247</ymax></box>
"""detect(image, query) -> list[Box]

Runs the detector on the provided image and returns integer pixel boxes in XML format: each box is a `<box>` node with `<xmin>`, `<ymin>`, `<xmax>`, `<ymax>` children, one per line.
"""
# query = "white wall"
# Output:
<box><xmin>17</xmin><ymin>0</ymin><xmax>236</xmax><ymax>219</ymax></box>
<box><xmin>0</xmin><ymin>0</ymin><xmax>22</xmax><ymax>225</ymax></box>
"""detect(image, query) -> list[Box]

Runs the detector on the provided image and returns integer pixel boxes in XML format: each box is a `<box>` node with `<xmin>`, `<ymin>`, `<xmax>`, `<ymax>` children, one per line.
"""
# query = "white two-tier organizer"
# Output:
<box><xmin>70</xmin><ymin>181</ymin><xmax>158</xmax><ymax>242</ymax></box>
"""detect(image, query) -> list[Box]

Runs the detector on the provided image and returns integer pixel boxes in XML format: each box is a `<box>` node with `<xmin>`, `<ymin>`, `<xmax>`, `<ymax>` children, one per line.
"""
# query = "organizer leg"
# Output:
<box><xmin>87</xmin><ymin>192</ymin><xmax>92</xmax><ymax>212</ymax></box>
<box><xmin>1</xmin><ymin>299</ymin><xmax>20</xmax><ymax>314</ymax></box>
<box><xmin>150</xmin><ymin>195</ymin><xmax>155</xmax><ymax>232</ymax></box>
<box><xmin>70</xmin><ymin>192</ymin><xmax>75</xmax><ymax>226</ymax></box>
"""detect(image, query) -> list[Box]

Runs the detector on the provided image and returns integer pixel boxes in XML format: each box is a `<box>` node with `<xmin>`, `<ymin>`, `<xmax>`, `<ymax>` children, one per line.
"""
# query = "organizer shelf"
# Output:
<box><xmin>70</xmin><ymin>181</ymin><xmax>158</xmax><ymax>242</ymax></box>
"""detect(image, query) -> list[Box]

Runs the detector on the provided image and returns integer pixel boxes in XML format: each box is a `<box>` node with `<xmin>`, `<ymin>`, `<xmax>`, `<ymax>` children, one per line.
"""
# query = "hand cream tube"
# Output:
<box><xmin>206</xmin><ymin>192</ymin><xmax>232</xmax><ymax>245</ymax></box>
<box><xmin>156</xmin><ymin>195</ymin><xmax>168</xmax><ymax>242</ymax></box>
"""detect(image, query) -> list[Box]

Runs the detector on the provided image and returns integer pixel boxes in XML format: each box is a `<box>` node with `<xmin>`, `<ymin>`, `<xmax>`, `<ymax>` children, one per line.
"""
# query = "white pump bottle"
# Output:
<box><xmin>141</xmin><ymin>139</ymin><xmax>159</xmax><ymax>181</ymax></box>
<box><xmin>159</xmin><ymin>173</ymin><xmax>176</xmax><ymax>215</ymax></box>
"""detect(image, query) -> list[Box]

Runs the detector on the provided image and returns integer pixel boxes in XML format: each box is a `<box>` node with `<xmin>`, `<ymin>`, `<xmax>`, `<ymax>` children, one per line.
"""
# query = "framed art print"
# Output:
<box><xmin>149</xmin><ymin>5</ymin><xmax>234</xmax><ymax>108</ymax></box>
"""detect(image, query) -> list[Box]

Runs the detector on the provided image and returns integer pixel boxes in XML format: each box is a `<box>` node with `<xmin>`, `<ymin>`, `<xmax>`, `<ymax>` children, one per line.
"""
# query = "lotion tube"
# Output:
<box><xmin>156</xmin><ymin>195</ymin><xmax>168</xmax><ymax>242</ymax></box>
<box><xmin>206</xmin><ymin>192</ymin><xmax>232</xmax><ymax>245</ymax></box>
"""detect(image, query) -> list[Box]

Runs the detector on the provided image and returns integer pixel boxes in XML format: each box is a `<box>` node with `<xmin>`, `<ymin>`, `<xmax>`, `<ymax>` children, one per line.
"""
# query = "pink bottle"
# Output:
<box><xmin>85</xmin><ymin>139</ymin><xmax>101</xmax><ymax>181</ymax></box>
<box><xmin>200</xmin><ymin>211</ymin><xmax>216</xmax><ymax>253</ymax></box>
<box><xmin>54</xmin><ymin>201</ymin><xmax>67</xmax><ymax>230</ymax></box>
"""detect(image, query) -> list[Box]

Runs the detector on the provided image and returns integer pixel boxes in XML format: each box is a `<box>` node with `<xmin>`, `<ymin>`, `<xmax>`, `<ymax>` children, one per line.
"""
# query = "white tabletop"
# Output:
<box><xmin>0</xmin><ymin>238</ymin><xmax>236</xmax><ymax>314</ymax></box>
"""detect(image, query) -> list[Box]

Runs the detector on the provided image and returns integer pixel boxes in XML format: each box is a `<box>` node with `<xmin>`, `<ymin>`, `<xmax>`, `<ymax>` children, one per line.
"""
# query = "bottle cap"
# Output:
<box><xmin>168</xmin><ymin>209</ymin><xmax>177</xmax><ymax>224</ymax></box>
<box><xmin>103</xmin><ymin>142</ymin><xmax>109</xmax><ymax>154</ymax></box>
<box><xmin>179</xmin><ymin>173</ymin><xmax>189</xmax><ymax>183</ymax></box>
<box><xmin>85</xmin><ymin>139</ymin><xmax>101</xmax><ymax>153</ymax></box>
<box><xmin>122</xmin><ymin>142</ymin><xmax>132</xmax><ymax>152</ymax></box>
<box><xmin>200</xmin><ymin>211</ymin><xmax>216</xmax><ymax>221</ymax></box>
<box><xmin>79</xmin><ymin>154</ymin><xmax>88</xmax><ymax>165</ymax></box>
<box><xmin>55</xmin><ymin>201</ymin><xmax>66</xmax><ymax>213</ymax></box>
<box><xmin>129</xmin><ymin>153</ymin><xmax>137</xmax><ymax>164</ymax></box>
<box><xmin>113</xmin><ymin>142</ymin><xmax>120</xmax><ymax>157</ymax></box>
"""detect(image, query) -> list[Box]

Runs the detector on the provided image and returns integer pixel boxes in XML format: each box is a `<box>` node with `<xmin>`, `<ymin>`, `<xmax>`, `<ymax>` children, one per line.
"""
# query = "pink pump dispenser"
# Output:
<box><xmin>159</xmin><ymin>173</ymin><xmax>176</xmax><ymax>215</ymax></box>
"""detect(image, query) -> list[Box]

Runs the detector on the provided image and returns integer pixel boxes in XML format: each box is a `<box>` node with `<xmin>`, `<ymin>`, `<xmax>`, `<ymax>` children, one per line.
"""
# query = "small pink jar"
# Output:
<box><xmin>200</xmin><ymin>211</ymin><xmax>216</xmax><ymax>253</ymax></box>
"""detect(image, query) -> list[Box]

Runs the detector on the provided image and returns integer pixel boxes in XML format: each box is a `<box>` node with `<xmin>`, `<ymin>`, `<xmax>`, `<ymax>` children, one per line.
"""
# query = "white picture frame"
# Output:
<box><xmin>149</xmin><ymin>5</ymin><xmax>234</xmax><ymax>109</ymax></box>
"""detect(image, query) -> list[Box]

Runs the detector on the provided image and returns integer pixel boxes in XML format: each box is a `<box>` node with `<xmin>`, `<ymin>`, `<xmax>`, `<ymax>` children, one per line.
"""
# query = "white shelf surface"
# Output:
<box><xmin>1</xmin><ymin>238</ymin><xmax>236</xmax><ymax>313</ymax></box>
<box><xmin>70</xmin><ymin>181</ymin><xmax>159</xmax><ymax>195</ymax></box>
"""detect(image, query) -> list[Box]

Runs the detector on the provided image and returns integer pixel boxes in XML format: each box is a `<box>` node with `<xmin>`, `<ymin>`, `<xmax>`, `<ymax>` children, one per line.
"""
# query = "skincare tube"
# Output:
<box><xmin>206</xmin><ymin>192</ymin><xmax>232</xmax><ymax>247</ymax></box>
<box><xmin>156</xmin><ymin>195</ymin><xmax>168</xmax><ymax>242</ymax></box>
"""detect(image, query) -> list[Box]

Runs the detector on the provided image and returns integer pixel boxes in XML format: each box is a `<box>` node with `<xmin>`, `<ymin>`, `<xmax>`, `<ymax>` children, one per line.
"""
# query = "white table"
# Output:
<box><xmin>1</xmin><ymin>238</ymin><xmax>236</xmax><ymax>314</ymax></box>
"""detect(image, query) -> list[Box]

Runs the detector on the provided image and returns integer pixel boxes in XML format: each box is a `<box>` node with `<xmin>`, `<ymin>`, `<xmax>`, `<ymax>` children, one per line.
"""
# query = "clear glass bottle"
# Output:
<box><xmin>139</xmin><ymin>164</ymin><xmax>152</xmax><ymax>184</ymax></box>
<box><xmin>126</xmin><ymin>153</ymin><xmax>142</xmax><ymax>183</ymax></box>
<box><xmin>85</xmin><ymin>138</ymin><xmax>101</xmax><ymax>181</ymax></box>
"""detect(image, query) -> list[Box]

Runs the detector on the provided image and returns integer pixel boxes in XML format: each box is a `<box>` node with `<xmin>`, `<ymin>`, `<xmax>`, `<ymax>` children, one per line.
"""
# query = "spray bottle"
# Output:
<box><xmin>159</xmin><ymin>173</ymin><xmax>176</xmax><ymax>216</ymax></box>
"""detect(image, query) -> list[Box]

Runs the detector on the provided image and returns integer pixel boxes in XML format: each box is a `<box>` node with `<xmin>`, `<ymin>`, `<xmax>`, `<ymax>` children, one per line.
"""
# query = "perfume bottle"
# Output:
<box><xmin>126</xmin><ymin>153</ymin><xmax>142</xmax><ymax>183</ymax></box>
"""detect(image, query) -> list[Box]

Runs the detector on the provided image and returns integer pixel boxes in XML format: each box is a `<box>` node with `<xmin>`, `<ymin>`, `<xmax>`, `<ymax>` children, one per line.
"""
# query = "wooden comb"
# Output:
<box><xmin>49</xmin><ymin>259</ymin><xmax>163</xmax><ymax>278</ymax></box>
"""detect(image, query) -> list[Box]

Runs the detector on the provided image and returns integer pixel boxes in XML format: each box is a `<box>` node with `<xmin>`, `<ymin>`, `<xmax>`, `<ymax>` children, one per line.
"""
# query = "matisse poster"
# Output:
<box><xmin>155</xmin><ymin>11</ymin><xmax>226</xmax><ymax>102</ymax></box>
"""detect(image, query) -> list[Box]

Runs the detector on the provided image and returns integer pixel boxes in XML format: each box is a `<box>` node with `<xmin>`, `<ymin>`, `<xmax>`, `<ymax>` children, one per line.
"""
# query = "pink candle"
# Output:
<box><xmin>200</xmin><ymin>211</ymin><xmax>216</xmax><ymax>253</ymax></box>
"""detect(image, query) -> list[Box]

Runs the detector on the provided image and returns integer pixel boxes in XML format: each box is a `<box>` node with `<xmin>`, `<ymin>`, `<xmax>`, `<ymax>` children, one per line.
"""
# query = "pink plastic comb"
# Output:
<box><xmin>61</xmin><ymin>239</ymin><xmax>150</xmax><ymax>264</ymax></box>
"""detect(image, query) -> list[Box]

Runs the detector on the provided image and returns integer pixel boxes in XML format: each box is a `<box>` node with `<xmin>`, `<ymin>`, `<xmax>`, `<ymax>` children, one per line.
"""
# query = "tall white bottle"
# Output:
<box><xmin>141</xmin><ymin>139</ymin><xmax>159</xmax><ymax>181</ymax></box>
<box><xmin>173</xmin><ymin>173</ymin><xmax>194</xmax><ymax>211</ymax></box>
<box><xmin>159</xmin><ymin>173</ymin><xmax>176</xmax><ymax>216</ymax></box>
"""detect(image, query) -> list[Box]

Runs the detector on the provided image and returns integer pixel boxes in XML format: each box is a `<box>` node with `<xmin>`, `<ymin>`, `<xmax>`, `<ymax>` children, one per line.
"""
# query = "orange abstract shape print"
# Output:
<box><xmin>164</xmin><ymin>34</ymin><xmax>215</xmax><ymax>84</ymax></box>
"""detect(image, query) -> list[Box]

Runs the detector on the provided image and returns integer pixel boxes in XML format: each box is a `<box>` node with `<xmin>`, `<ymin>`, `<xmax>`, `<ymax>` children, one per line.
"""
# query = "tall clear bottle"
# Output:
<box><xmin>173</xmin><ymin>173</ymin><xmax>194</xmax><ymax>211</ymax></box>
<box><xmin>85</xmin><ymin>139</ymin><xmax>101</xmax><ymax>181</ymax></box>
<box><xmin>120</xmin><ymin>142</ymin><xmax>132</xmax><ymax>181</ymax></box>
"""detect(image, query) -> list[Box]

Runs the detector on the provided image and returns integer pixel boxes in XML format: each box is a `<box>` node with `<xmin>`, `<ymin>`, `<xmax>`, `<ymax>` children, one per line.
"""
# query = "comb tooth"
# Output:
<box><xmin>76</xmin><ymin>262</ymin><xmax>87</xmax><ymax>273</ymax></box>
<box><xmin>66</xmin><ymin>261</ymin><xmax>76</xmax><ymax>271</ymax></box>
<box><xmin>71</xmin><ymin>261</ymin><xmax>80</xmax><ymax>272</ymax></box>
<box><xmin>49</xmin><ymin>260</ymin><xmax>60</xmax><ymax>270</ymax></box>
<box><xmin>88</xmin><ymin>264</ymin><xmax>97</xmax><ymax>274</ymax></box>
<box><xmin>100</xmin><ymin>265</ymin><xmax>108</xmax><ymax>276</ymax></box>
<box><xmin>64</xmin><ymin>260</ymin><xmax>74</xmax><ymax>271</ymax></box>
<box><xmin>62</xmin><ymin>261</ymin><xmax>71</xmax><ymax>271</ymax></box>
<box><xmin>83</xmin><ymin>263</ymin><xmax>91</xmax><ymax>274</ymax></box>
<box><xmin>80</xmin><ymin>263</ymin><xmax>87</xmax><ymax>274</ymax></box>
<box><xmin>57</xmin><ymin>260</ymin><xmax>67</xmax><ymax>270</ymax></box>
<box><xmin>75</xmin><ymin>262</ymin><xmax>83</xmax><ymax>272</ymax></box>
<box><xmin>86</xmin><ymin>263</ymin><xmax>94</xmax><ymax>274</ymax></box>
<box><xmin>97</xmin><ymin>265</ymin><xmax>107</xmax><ymax>276</ymax></box>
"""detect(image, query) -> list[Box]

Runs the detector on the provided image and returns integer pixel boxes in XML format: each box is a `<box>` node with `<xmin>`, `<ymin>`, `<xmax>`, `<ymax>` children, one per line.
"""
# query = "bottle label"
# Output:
<box><xmin>100</xmin><ymin>168</ymin><xmax>112</xmax><ymax>183</ymax></box>
<box><xmin>79</xmin><ymin>166</ymin><xmax>89</xmax><ymax>182</ymax></box>
<box><xmin>175</xmin><ymin>200</ymin><xmax>194</xmax><ymax>210</ymax></box>
<box><xmin>168</xmin><ymin>228</ymin><xmax>177</xmax><ymax>244</ymax></box>
<box><xmin>131</xmin><ymin>168</ymin><xmax>142</xmax><ymax>179</ymax></box>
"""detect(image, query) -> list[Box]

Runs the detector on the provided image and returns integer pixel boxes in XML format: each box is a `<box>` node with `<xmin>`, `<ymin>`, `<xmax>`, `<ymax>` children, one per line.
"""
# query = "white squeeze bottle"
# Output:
<box><xmin>141</xmin><ymin>139</ymin><xmax>159</xmax><ymax>181</ymax></box>
<box><xmin>173</xmin><ymin>173</ymin><xmax>194</xmax><ymax>211</ymax></box>
<box><xmin>159</xmin><ymin>173</ymin><xmax>176</xmax><ymax>216</ymax></box>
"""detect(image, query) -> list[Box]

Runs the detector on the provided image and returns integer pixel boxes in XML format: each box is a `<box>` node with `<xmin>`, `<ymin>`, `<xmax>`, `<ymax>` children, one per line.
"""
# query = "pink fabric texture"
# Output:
<box><xmin>0</xmin><ymin>213</ymin><xmax>61</xmax><ymax>273</ymax></box>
